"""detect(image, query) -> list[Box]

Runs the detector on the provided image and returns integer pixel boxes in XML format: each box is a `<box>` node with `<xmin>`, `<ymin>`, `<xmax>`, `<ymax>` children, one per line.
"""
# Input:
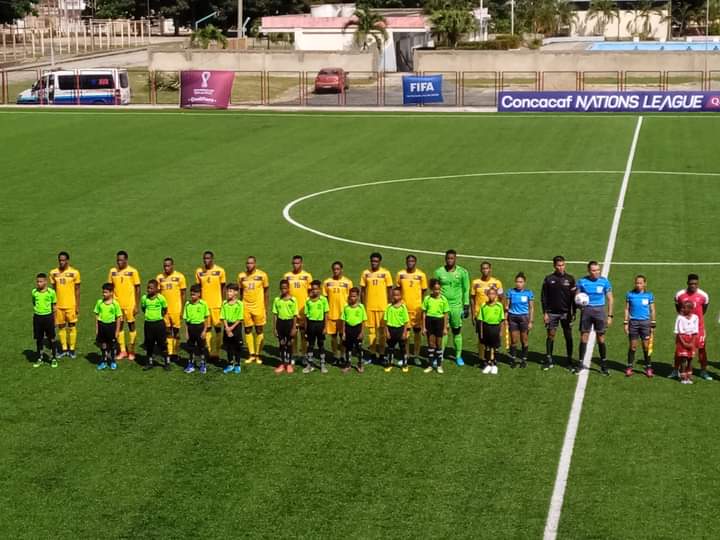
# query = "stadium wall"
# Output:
<box><xmin>148</xmin><ymin>50</ymin><xmax>377</xmax><ymax>73</ymax></box>
<box><xmin>415</xmin><ymin>50</ymin><xmax>720</xmax><ymax>73</ymax></box>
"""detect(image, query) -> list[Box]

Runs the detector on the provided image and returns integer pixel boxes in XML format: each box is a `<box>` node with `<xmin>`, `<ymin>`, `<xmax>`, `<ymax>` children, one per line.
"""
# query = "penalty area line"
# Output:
<box><xmin>543</xmin><ymin>115</ymin><xmax>644</xmax><ymax>540</ymax></box>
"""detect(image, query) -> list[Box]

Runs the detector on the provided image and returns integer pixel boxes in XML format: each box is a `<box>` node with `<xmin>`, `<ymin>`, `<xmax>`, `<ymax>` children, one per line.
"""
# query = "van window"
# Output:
<box><xmin>79</xmin><ymin>75</ymin><xmax>114</xmax><ymax>89</ymax></box>
<box><xmin>119</xmin><ymin>72</ymin><xmax>129</xmax><ymax>88</ymax></box>
<box><xmin>58</xmin><ymin>75</ymin><xmax>75</xmax><ymax>90</ymax></box>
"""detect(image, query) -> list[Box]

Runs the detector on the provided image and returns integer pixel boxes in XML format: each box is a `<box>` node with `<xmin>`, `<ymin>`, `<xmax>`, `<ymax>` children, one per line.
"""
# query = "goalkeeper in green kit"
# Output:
<box><xmin>433</xmin><ymin>250</ymin><xmax>470</xmax><ymax>366</ymax></box>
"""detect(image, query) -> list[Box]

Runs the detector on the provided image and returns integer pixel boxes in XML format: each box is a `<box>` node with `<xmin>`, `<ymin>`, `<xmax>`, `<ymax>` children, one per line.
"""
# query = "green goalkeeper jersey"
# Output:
<box><xmin>433</xmin><ymin>265</ymin><xmax>470</xmax><ymax>307</ymax></box>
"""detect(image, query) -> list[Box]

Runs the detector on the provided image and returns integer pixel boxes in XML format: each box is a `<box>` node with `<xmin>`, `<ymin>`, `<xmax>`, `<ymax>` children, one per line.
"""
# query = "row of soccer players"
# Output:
<box><xmin>31</xmin><ymin>250</ymin><xmax>711</xmax><ymax>381</ymax></box>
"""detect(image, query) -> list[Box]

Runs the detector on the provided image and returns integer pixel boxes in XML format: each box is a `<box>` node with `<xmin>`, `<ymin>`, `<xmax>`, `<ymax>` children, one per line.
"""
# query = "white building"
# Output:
<box><xmin>260</xmin><ymin>4</ymin><xmax>432</xmax><ymax>71</ymax></box>
<box><xmin>571</xmin><ymin>3</ymin><xmax>670</xmax><ymax>40</ymax></box>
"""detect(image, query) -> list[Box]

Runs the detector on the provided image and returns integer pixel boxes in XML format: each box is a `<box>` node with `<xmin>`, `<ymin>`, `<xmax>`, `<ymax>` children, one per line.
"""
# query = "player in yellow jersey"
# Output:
<box><xmin>49</xmin><ymin>251</ymin><xmax>81</xmax><ymax>358</ymax></box>
<box><xmin>283</xmin><ymin>255</ymin><xmax>313</xmax><ymax>363</ymax></box>
<box><xmin>107</xmin><ymin>250</ymin><xmax>141</xmax><ymax>360</ymax></box>
<box><xmin>470</xmin><ymin>261</ymin><xmax>504</xmax><ymax>359</ymax></box>
<box><xmin>360</xmin><ymin>252</ymin><xmax>393</xmax><ymax>363</ymax></box>
<box><xmin>195</xmin><ymin>250</ymin><xmax>226</xmax><ymax>359</ymax></box>
<box><xmin>323</xmin><ymin>261</ymin><xmax>353</xmax><ymax>364</ymax></box>
<box><xmin>156</xmin><ymin>257</ymin><xmax>187</xmax><ymax>361</ymax></box>
<box><xmin>396</xmin><ymin>254</ymin><xmax>428</xmax><ymax>365</ymax></box>
<box><xmin>237</xmin><ymin>255</ymin><xmax>269</xmax><ymax>365</ymax></box>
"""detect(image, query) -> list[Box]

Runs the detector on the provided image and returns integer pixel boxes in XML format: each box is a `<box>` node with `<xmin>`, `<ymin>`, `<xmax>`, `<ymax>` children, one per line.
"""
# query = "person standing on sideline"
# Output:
<box><xmin>283</xmin><ymin>255</ymin><xmax>313</xmax><ymax>364</ymax></box>
<box><xmin>49</xmin><ymin>251</ymin><xmax>81</xmax><ymax>359</ymax></box>
<box><xmin>195</xmin><ymin>251</ymin><xmax>226</xmax><ymax>360</ymax></box>
<box><xmin>434</xmin><ymin>250</ymin><xmax>470</xmax><ymax>366</ymax></box>
<box><xmin>237</xmin><ymin>256</ymin><xmax>269</xmax><ymax>365</ymax></box>
<box><xmin>505</xmin><ymin>272</ymin><xmax>534</xmax><ymax>369</ymax></box>
<box><xmin>108</xmin><ymin>250</ymin><xmax>141</xmax><ymax>361</ymax></box>
<box><xmin>156</xmin><ymin>257</ymin><xmax>186</xmax><ymax>363</ymax></box>
<box><xmin>576</xmin><ymin>261</ymin><xmax>614</xmax><ymax>375</ymax></box>
<box><xmin>323</xmin><ymin>261</ymin><xmax>353</xmax><ymax>364</ymax></box>
<box><xmin>541</xmin><ymin>255</ymin><xmax>576</xmax><ymax>371</ymax></box>
<box><xmin>674</xmin><ymin>274</ymin><xmax>711</xmax><ymax>380</ymax></box>
<box><xmin>360</xmin><ymin>252</ymin><xmax>393</xmax><ymax>364</ymax></box>
<box><xmin>624</xmin><ymin>275</ymin><xmax>656</xmax><ymax>378</ymax></box>
<box><xmin>396</xmin><ymin>254</ymin><xmax>428</xmax><ymax>366</ymax></box>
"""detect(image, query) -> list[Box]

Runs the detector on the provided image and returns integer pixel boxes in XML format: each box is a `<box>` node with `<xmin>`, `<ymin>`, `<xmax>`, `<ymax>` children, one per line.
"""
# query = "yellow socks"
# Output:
<box><xmin>255</xmin><ymin>333</ymin><xmax>265</xmax><ymax>357</ymax></box>
<box><xmin>166</xmin><ymin>336</ymin><xmax>174</xmax><ymax>355</ymax></box>
<box><xmin>68</xmin><ymin>326</ymin><xmax>77</xmax><ymax>351</ymax></box>
<box><xmin>367</xmin><ymin>327</ymin><xmax>377</xmax><ymax>355</ymax></box>
<box><xmin>117</xmin><ymin>331</ymin><xmax>126</xmax><ymax>353</ymax></box>
<box><xmin>205</xmin><ymin>332</ymin><xmax>213</xmax><ymax>354</ymax></box>
<box><xmin>58</xmin><ymin>328</ymin><xmax>68</xmax><ymax>351</ymax></box>
<box><xmin>128</xmin><ymin>330</ymin><xmax>137</xmax><ymax>352</ymax></box>
<box><xmin>246</xmin><ymin>332</ymin><xmax>256</xmax><ymax>356</ymax></box>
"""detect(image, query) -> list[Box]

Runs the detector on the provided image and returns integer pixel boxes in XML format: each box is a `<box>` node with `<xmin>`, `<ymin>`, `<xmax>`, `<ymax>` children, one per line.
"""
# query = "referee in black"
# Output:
<box><xmin>541</xmin><ymin>255</ymin><xmax>577</xmax><ymax>371</ymax></box>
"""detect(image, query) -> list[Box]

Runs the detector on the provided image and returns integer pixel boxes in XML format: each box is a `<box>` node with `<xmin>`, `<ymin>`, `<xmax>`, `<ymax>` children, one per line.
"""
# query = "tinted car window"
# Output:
<box><xmin>79</xmin><ymin>75</ymin><xmax>114</xmax><ymax>89</ymax></box>
<box><xmin>58</xmin><ymin>75</ymin><xmax>75</xmax><ymax>90</ymax></box>
<box><xmin>119</xmin><ymin>72</ymin><xmax>129</xmax><ymax>88</ymax></box>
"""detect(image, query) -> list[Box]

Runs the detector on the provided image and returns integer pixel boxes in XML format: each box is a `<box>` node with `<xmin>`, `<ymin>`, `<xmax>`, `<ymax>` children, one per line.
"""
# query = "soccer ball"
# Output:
<box><xmin>575</xmin><ymin>293</ymin><xmax>590</xmax><ymax>307</ymax></box>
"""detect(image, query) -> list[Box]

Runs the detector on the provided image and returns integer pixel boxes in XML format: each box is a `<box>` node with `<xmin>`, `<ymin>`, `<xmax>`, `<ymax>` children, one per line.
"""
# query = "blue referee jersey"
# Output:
<box><xmin>506</xmin><ymin>288</ymin><xmax>534</xmax><ymax>316</ymax></box>
<box><xmin>577</xmin><ymin>276</ymin><xmax>612</xmax><ymax>307</ymax></box>
<box><xmin>626</xmin><ymin>290</ymin><xmax>654</xmax><ymax>320</ymax></box>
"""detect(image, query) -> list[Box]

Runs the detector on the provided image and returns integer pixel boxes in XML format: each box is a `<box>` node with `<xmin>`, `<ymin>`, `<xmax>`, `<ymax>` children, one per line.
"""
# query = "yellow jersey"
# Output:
<box><xmin>237</xmin><ymin>269</ymin><xmax>269</xmax><ymax>312</ymax></box>
<box><xmin>323</xmin><ymin>276</ymin><xmax>353</xmax><ymax>320</ymax></box>
<box><xmin>195</xmin><ymin>265</ymin><xmax>226</xmax><ymax>309</ymax></box>
<box><xmin>395</xmin><ymin>269</ymin><xmax>428</xmax><ymax>311</ymax></box>
<box><xmin>108</xmin><ymin>265</ymin><xmax>141</xmax><ymax>309</ymax></box>
<box><xmin>49</xmin><ymin>266</ymin><xmax>81</xmax><ymax>310</ymax></box>
<box><xmin>156</xmin><ymin>271</ymin><xmax>187</xmax><ymax>314</ymax></box>
<box><xmin>283</xmin><ymin>270</ymin><xmax>313</xmax><ymax>309</ymax></box>
<box><xmin>472</xmin><ymin>277</ymin><xmax>504</xmax><ymax>314</ymax></box>
<box><xmin>360</xmin><ymin>267</ymin><xmax>393</xmax><ymax>311</ymax></box>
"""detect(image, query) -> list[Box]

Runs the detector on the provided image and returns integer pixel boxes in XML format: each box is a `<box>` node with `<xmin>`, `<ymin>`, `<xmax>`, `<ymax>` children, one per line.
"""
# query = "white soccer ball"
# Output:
<box><xmin>575</xmin><ymin>292</ymin><xmax>590</xmax><ymax>307</ymax></box>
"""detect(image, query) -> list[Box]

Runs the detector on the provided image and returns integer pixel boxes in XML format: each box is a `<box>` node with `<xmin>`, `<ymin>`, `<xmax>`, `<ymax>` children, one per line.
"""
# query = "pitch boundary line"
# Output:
<box><xmin>543</xmin><ymin>116</ymin><xmax>644</xmax><ymax>540</ymax></box>
<box><xmin>282</xmin><ymin>168</ymin><xmax>720</xmax><ymax>266</ymax></box>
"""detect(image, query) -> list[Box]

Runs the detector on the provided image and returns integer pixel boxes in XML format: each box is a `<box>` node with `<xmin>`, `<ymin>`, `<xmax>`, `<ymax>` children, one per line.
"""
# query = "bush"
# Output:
<box><xmin>154</xmin><ymin>72</ymin><xmax>180</xmax><ymax>91</ymax></box>
<box><xmin>456</xmin><ymin>34</ymin><xmax>522</xmax><ymax>50</ymax></box>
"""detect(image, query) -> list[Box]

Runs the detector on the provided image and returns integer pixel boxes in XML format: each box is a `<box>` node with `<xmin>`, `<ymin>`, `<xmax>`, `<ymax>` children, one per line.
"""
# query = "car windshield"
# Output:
<box><xmin>320</xmin><ymin>70</ymin><xmax>339</xmax><ymax>75</ymax></box>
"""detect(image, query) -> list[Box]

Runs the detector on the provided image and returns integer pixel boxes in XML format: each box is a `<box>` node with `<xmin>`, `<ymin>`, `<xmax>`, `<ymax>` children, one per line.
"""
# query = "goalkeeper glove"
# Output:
<box><xmin>462</xmin><ymin>305</ymin><xmax>470</xmax><ymax>319</ymax></box>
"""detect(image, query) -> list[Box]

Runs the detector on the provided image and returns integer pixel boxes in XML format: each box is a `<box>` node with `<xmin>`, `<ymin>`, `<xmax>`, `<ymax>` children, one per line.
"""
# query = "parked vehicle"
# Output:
<box><xmin>314</xmin><ymin>68</ymin><xmax>348</xmax><ymax>93</ymax></box>
<box><xmin>16</xmin><ymin>69</ymin><xmax>131</xmax><ymax>105</ymax></box>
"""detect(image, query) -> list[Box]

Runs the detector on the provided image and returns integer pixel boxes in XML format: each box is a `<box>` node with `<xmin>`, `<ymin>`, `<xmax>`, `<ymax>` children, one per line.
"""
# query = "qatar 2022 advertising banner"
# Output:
<box><xmin>180</xmin><ymin>71</ymin><xmax>235</xmax><ymax>109</ymax></box>
<box><xmin>498</xmin><ymin>91</ymin><xmax>720</xmax><ymax>113</ymax></box>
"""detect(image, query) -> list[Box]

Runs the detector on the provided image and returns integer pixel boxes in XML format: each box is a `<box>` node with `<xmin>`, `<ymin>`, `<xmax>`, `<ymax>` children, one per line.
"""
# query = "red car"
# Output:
<box><xmin>314</xmin><ymin>68</ymin><xmax>349</xmax><ymax>93</ymax></box>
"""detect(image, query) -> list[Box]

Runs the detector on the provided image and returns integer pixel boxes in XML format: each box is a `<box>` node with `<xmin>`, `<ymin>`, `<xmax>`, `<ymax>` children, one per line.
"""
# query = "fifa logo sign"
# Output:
<box><xmin>201</xmin><ymin>71</ymin><xmax>212</xmax><ymax>88</ymax></box>
<box><xmin>409</xmin><ymin>81</ymin><xmax>435</xmax><ymax>92</ymax></box>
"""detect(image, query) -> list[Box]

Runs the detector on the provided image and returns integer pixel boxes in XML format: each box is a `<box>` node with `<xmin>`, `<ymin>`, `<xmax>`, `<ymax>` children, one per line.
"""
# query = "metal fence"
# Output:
<box><xmin>2</xmin><ymin>69</ymin><xmax>718</xmax><ymax>106</ymax></box>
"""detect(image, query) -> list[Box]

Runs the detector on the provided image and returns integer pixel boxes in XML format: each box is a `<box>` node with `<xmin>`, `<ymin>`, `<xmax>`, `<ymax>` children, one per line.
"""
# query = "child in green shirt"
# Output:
<box><xmin>221</xmin><ymin>284</ymin><xmax>245</xmax><ymax>374</ymax></box>
<box><xmin>183</xmin><ymin>284</ymin><xmax>210</xmax><ymax>374</ymax></box>
<box><xmin>341</xmin><ymin>287</ymin><xmax>368</xmax><ymax>373</ymax></box>
<box><xmin>477</xmin><ymin>288</ymin><xmax>506</xmax><ymax>375</ymax></box>
<box><xmin>383</xmin><ymin>287</ymin><xmax>410</xmax><ymax>373</ymax></box>
<box><xmin>31</xmin><ymin>273</ymin><xmax>58</xmax><ymax>367</ymax></box>
<box><xmin>94</xmin><ymin>283</ymin><xmax>123</xmax><ymax>371</ymax></box>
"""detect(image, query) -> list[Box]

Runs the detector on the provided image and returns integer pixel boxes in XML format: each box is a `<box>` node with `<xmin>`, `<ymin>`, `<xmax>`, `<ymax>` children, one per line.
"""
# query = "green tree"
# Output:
<box><xmin>0</xmin><ymin>0</ymin><xmax>37</xmax><ymax>24</ymax></box>
<box><xmin>342</xmin><ymin>7</ymin><xmax>389</xmax><ymax>51</ymax></box>
<box><xmin>426</xmin><ymin>0</ymin><xmax>476</xmax><ymax>48</ymax></box>
<box><xmin>516</xmin><ymin>0</ymin><xmax>575</xmax><ymax>36</ymax></box>
<box><xmin>95</xmin><ymin>0</ymin><xmax>136</xmax><ymax>18</ymax></box>
<box><xmin>673</xmin><ymin>2</ymin><xmax>698</xmax><ymax>36</ymax></box>
<box><xmin>191</xmin><ymin>23</ymin><xmax>228</xmax><ymax>47</ymax></box>
<box><xmin>587</xmin><ymin>0</ymin><xmax>619</xmax><ymax>38</ymax></box>
<box><xmin>626</xmin><ymin>0</ymin><xmax>662</xmax><ymax>38</ymax></box>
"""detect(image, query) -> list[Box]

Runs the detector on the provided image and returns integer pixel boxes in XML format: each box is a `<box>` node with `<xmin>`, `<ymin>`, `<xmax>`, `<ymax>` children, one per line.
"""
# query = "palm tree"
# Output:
<box><xmin>190</xmin><ymin>25</ymin><xmax>228</xmax><ymax>49</ymax></box>
<box><xmin>427</xmin><ymin>0</ymin><xmax>477</xmax><ymax>48</ymax></box>
<box><xmin>554</xmin><ymin>0</ymin><xmax>578</xmax><ymax>36</ymax></box>
<box><xmin>342</xmin><ymin>7</ymin><xmax>388</xmax><ymax>52</ymax></box>
<box><xmin>587</xmin><ymin>0</ymin><xmax>619</xmax><ymax>38</ymax></box>
<box><xmin>674</xmin><ymin>1</ymin><xmax>699</xmax><ymax>36</ymax></box>
<box><xmin>627</xmin><ymin>0</ymin><xmax>662</xmax><ymax>39</ymax></box>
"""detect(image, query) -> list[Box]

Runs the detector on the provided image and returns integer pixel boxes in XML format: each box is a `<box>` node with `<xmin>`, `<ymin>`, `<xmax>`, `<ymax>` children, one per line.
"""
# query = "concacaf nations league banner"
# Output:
<box><xmin>403</xmin><ymin>75</ymin><xmax>443</xmax><ymax>105</ymax></box>
<box><xmin>180</xmin><ymin>70</ymin><xmax>234</xmax><ymax>109</ymax></box>
<box><xmin>498</xmin><ymin>91</ymin><xmax>720</xmax><ymax>113</ymax></box>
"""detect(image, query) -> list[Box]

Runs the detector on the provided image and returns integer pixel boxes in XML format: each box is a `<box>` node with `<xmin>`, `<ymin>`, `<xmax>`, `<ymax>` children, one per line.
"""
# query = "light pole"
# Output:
<box><xmin>238</xmin><ymin>0</ymin><xmax>243</xmax><ymax>38</ymax></box>
<box><xmin>511</xmin><ymin>0</ymin><xmax>515</xmax><ymax>35</ymax></box>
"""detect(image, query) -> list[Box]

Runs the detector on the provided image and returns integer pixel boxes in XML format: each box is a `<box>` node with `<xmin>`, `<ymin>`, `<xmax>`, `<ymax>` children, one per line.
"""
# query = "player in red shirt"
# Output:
<box><xmin>674</xmin><ymin>274</ymin><xmax>710</xmax><ymax>380</ymax></box>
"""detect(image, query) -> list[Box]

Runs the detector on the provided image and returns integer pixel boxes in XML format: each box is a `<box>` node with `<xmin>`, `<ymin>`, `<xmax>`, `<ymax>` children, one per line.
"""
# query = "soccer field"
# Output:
<box><xmin>2</xmin><ymin>109</ymin><xmax>719</xmax><ymax>539</ymax></box>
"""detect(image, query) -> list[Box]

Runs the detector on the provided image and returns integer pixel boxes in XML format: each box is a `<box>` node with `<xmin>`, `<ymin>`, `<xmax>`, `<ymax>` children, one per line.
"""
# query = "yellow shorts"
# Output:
<box><xmin>244</xmin><ymin>310</ymin><xmax>267</xmax><ymax>328</ymax></box>
<box><xmin>55</xmin><ymin>308</ymin><xmax>78</xmax><ymax>325</ymax></box>
<box><xmin>325</xmin><ymin>319</ymin><xmax>340</xmax><ymax>335</ymax></box>
<box><xmin>164</xmin><ymin>311</ymin><xmax>182</xmax><ymax>329</ymax></box>
<box><xmin>366</xmin><ymin>310</ymin><xmax>385</xmax><ymax>329</ymax></box>
<box><xmin>121</xmin><ymin>307</ymin><xmax>135</xmax><ymax>324</ymax></box>
<box><xmin>209</xmin><ymin>307</ymin><xmax>222</xmax><ymax>327</ymax></box>
<box><xmin>407</xmin><ymin>309</ymin><xmax>423</xmax><ymax>329</ymax></box>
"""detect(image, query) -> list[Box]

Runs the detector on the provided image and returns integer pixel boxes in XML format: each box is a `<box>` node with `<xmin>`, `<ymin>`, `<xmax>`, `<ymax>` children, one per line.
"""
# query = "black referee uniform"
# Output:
<box><xmin>541</xmin><ymin>270</ymin><xmax>576</xmax><ymax>368</ymax></box>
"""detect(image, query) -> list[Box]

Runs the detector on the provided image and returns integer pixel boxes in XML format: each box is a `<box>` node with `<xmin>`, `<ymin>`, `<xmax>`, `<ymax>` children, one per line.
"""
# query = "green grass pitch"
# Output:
<box><xmin>2</xmin><ymin>110</ymin><xmax>719</xmax><ymax>539</ymax></box>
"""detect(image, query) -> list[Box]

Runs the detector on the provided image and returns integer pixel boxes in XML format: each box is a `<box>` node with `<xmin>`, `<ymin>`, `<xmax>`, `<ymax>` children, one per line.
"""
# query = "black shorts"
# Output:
<box><xmin>478</xmin><ymin>321</ymin><xmax>501</xmax><ymax>349</ymax></box>
<box><xmin>33</xmin><ymin>314</ymin><xmax>55</xmax><ymax>341</ymax></box>
<box><xmin>223</xmin><ymin>324</ymin><xmax>244</xmax><ymax>347</ymax></box>
<box><xmin>580</xmin><ymin>306</ymin><xmax>607</xmax><ymax>334</ymax></box>
<box><xmin>97</xmin><ymin>321</ymin><xmax>116</xmax><ymax>345</ymax></box>
<box><xmin>628</xmin><ymin>319</ymin><xmax>652</xmax><ymax>340</ymax></box>
<box><xmin>508</xmin><ymin>314</ymin><xmax>529</xmax><ymax>333</ymax></box>
<box><xmin>387</xmin><ymin>326</ymin><xmax>405</xmax><ymax>347</ymax></box>
<box><xmin>305</xmin><ymin>320</ymin><xmax>324</xmax><ymax>340</ymax></box>
<box><xmin>425</xmin><ymin>316</ymin><xmax>445</xmax><ymax>338</ymax></box>
<box><xmin>276</xmin><ymin>318</ymin><xmax>294</xmax><ymax>340</ymax></box>
<box><xmin>344</xmin><ymin>323</ymin><xmax>362</xmax><ymax>342</ymax></box>
<box><xmin>545</xmin><ymin>312</ymin><xmax>572</xmax><ymax>331</ymax></box>
<box><xmin>187</xmin><ymin>323</ymin><xmax>205</xmax><ymax>348</ymax></box>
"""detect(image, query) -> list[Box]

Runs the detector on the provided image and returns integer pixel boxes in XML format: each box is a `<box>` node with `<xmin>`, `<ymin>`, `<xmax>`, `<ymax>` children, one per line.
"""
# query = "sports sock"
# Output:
<box><xmin>521</xmin><ymin>346</ymin><xmax>528</xmax><ymax>359</ymax></box>
<box><xmin>255</xmin><ymin>333</ymin><xmax>264</xmax><ymax>357</ymax></box>
<box><xmin>68</xmin><ymin>326</ymin><xmax>77</xmax><ymax>351</ymax></box>
<box><xmin>509</xmin><ymin>346</ymin><xmax>517</xmax><ymax>359</ymax></box>
<box><xmin>245</xmin><ymin>332</ymin><xmax>255</xmax><ymax>356</ymax></box>
<box><xmin>204</xmin><ymin>332</ymin><xmax>212</xmax><ymax>354</ymax></box>
<box><xmin>578</xmin><ymin>342</ymin><xmax>587</xmax><ymax>364</ymax></box>
<box><xmin>435</xmin><ymin>348</ymin><xmax>443</xmax><ymax>366</ymax></box>
<box><xmin>627</xmin><ymin>349</ymin><xmax>635</xmax><ymax>367</ymax></box>
<box><xmin>598</xmin><ymin>342</ymin><xmax>607</xmax><ymax>361</ymax></box>
<box><xmin>166</xmin><ymin>336</ymin><xmax>173</xmax><ymax>356</ymax></box>
<box><xmin>642</xmin><ymin>347</ymin><xmax>651</xmax><ymax>366</ymax></box>
<box><xmin>117</xmin><ymin>331</ymin><xmax>126</xmax><ymax>353</ymax></box>
<box><xmin>453</xmin><ymin>334</ymin><xmax>463</xmax><ymax>358</ymax></box>
<box><xmin>58</xmin><ymin>328</ymin><xmax>68</xmax><ymax>351</ymax></box>
<box><xmin>36</xmin><ymin>339</ymin><xmax>43</xmax><ymax>357</ymax></box>
<box><xmin>128</xmin><ymin>330</ymin><xmax>137</xmax><ymax>352</ymax></box>
<box><xmin>563</xmin><ymin>327</ymin><xmax>573</xmax><ymax>358</ymax></box>
<box><xmin>546</xmin><ymin>337</ymin><xmax>554</xmax><ymax>357</ymax></box>
<box><xmin>427</xmin><ymin>348</ymin><xmax>435</xmax><ymax>366</ymax></box>
<box><xmin>306</xmin><ymin>351</ymin><xmax>314</xmax><ymax>366</ymax></box>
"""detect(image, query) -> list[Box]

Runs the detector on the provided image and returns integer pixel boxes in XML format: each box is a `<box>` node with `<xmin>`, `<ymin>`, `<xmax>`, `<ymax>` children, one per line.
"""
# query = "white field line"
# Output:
<box><xmin>282</xmin><ymin>167</ymin><xmax>720</xmax><ymax>266</ymax></box>
<box><xmin>543</xmin><ymin>116</ymin><xmax>644</xmax><ymax>540</ymax></box>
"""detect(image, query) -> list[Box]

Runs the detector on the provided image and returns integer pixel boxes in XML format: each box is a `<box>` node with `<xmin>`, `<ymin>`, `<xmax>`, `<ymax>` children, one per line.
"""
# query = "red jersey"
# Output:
<box><xmin>675</xmin><ymin>288</ymin><xmax>709</xmax><ymax>328</ymax></box>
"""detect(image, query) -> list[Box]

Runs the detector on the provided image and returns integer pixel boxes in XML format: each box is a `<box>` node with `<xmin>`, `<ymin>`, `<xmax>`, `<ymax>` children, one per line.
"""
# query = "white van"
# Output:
<box><xmin>17</xmin><ymin>68</ymin><xmax>131</xmax><ymax>105</ymax></box>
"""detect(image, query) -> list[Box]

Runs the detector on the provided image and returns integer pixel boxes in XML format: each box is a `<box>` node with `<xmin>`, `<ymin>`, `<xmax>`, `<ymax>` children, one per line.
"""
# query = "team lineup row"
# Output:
<box><xmin>30</xmin><ymin>250</ymin><xmax>712</xmax><ymax>382</ymax></box>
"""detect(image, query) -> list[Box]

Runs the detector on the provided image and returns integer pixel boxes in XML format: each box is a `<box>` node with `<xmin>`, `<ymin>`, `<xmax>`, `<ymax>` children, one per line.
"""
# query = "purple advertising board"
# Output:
<box><xmin>498</xmin><ymin>91</ymin><xmax>720</xmax><ymax>113</ymax></box>
<box><xmin>180</xmin><ymin>70</ymin><xmax>235</xmax><ymax>109</ymax></box>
